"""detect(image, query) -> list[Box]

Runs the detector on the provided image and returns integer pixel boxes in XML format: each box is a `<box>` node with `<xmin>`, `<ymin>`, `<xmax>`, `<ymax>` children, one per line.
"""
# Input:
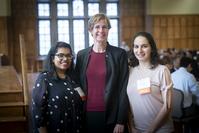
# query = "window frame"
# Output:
<box><xmin>36</xmin><ymin>0</ymin><xmax>120</xmax><ymax>56</ymax></box>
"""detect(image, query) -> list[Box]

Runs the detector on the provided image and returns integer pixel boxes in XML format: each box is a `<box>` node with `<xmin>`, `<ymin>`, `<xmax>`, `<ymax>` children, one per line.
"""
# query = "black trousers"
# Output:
<box><xmin>85</xmin><ymin>111</ymin><xmax>129</xmax><ymax>133</ymax></box>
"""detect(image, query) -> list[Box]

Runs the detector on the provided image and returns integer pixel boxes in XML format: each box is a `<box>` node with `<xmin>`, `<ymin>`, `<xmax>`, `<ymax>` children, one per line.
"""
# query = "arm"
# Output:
<box><xmin>145</xmin><ymin>68</ymin><xmax>173</xmax><ymax>133</ymax></box>
<box><xmin>74</xmin><ymin>50</ymin><xmax>88</xmax><ymax>88</ymax></box>
<box><xmin>146</xmin><ymin>88</ymin><xmax>172</xmax><ymax>133</ymax></box>
<box><xmin>189</xmin><ymin>75</ymin><xmax>199</xmax><ymax>105</ymax></box>
<box><xmin>114</xmin><ymin>50</ymin><xmax>129</xmax><ymax>133</ymax></box>
<box><xmin>32</xmin><ymin>73</ymin><xmax>48</xmax><ymax>132</ymax></box>
<box><xmin>74</xmin><ymin>52</ymin><xmax>81</xmax><ymax>84</ymax></box>
<box><xmin>127</xmin><ymin>110</ymin><xmax>139</xmax><ymax>133</ymax></box>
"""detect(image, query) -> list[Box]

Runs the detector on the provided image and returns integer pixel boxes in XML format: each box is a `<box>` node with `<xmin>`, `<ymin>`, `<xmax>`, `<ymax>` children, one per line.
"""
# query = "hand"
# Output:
<box><xmin>113</xmin><ymin>124</ymin><xmax>124</xmax><ymax>133</ymax></box>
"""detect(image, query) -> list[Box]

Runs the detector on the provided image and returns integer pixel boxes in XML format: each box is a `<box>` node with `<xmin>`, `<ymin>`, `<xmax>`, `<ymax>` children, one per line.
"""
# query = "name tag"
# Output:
<box><xmin>137</xmin><ymin>77</ymin><xmax>151</xmax><ymax>94</ymax></box>
<box><xmin>75</xmin><ymin>87</ymin><xmax>86</xmax><ymax>101</ymax></box>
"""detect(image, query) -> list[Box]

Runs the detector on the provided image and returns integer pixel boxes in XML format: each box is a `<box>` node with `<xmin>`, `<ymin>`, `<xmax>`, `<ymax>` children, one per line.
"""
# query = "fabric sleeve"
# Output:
<box><xmin>160</xmin><ymin>66</ymin><xmax>173</xmax><ymax>91</ymax></box>
<box><xmin>188</xmin><ymin>74</ymin><xmax>199</xmax><ymax>105</ymax></box>
<box><xmin>117</xmin><ymin>50</ymin><xmax>129</xmax><ymax>124</ymax></box>
<box><xmin>32</xmin><ymin>73</ymin><xmax>48</xmax><ymax>128</ymax></box>
<box><xmin>160</xmin><ymin>66</ymin><xmax>173</xmax><ymax>109</ymax></box>
<box><xmin>74</xmin><ymin>52</ymin><xmax>82</xmax><ymax>85</ymax></box>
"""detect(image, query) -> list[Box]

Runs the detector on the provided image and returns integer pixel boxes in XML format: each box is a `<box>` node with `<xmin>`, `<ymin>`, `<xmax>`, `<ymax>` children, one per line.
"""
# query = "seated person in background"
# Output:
<box><xmin>191</xmin><ymin>59</ymin><xmax>199</xmax><ymax>81</ymax></box>
<box><xmin>172</xmin><ymin>55</ymin><xmax>181</xmax><ymax>72</ymax></box>
<box><xmin>171</xmin><ymin>56</ymin><xmax>199</xmax><ymax>116</ymax></box>
<box><xmin>159</xmin><ymin>55</ymin><xmax>175</xmax><ymax>73</ymax></box>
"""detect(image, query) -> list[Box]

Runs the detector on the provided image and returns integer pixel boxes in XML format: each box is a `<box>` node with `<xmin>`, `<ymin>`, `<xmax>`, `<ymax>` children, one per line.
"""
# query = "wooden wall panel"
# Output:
<box><xmin>174</xmin><ymin>26</ymin><xmax>180</xmax><ymax>39</ymax></box>
<box><xmin>174</xmin><ymin>16</ymin><xmax>180</xmax><ymax>26</ymax></box>
<box><xmin>181</xmin><ymin>39</ymin><xmax>188</xmax><ymax>49</ymax></box>
<box><xmin>153</xmin><ymin>17</ymin><xmax>160</xmax><ymax>26</ymax></box>
<box><xmin>160</xmin><ymin>17</ymin><xmax>167</xmax><ymax>27</ymax></box>
<box><xmin>120</xmin><ymin>0</ymin><xmax>145</xmax><ymax>47</ymax></box>
<box><xmin>168</xmin><ymin>39</ymin><xmax>174</xmax><ymax>48</ymax></box>
<box><xmin>181</xmin><ymin>26</ymin><xmax>186</xmax><ymax>38</ymax></box>
<box><xmin>161</xmin><ymin>39</ymin><xmax>168</xmax><ymax>48</ymax></box>
<box><xmin>167</xmin><ymin>17</ymin><xmax>174</xmax><ymax>26</ymax></box>
<box><xmin>152</xmin><ymin>15</ymin><xmax>199</xmax><ymax>49</ymax></box>
<box><xmin>167</xmin><ymin>27</ymin><xmax>174</xmax><ymax>39</ymax></box>
<box><xmin>153</xmin><ymin>27</ymin><xmax>160</xmax><ymax>38</ymax></box>
<box><xmin>193</xmin><ymin>39</ymin><xmax>199</xmax><ymax>49</ymax></box>
<box><xmin>9</xmin><ymin>0</ymin><xmax>37</xmax><ymax>72</ymax></box>
<box><xmin>0</xmin><ymin>17</ymin><xmax>8</xmax><ymax>55</ymax></box>
<box><xmin>180</xmin><ymin>17</ymin><xmax>186</xmax><ymax>26</ymax></box>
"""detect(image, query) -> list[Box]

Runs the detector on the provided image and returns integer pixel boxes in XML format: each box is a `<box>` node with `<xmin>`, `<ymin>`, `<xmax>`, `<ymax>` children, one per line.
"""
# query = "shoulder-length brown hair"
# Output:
<box><xmin>128</xmin><ymin>32</ymin><xmax>159</xmax><ymax>68</ymax></box>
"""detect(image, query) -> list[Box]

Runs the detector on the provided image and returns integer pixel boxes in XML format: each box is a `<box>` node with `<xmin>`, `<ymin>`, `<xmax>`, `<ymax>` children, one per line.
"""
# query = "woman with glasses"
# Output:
<box><xmin>75</xmin><ymin>13</ymin><xmax>129</xmax><ymax>133</ymax></box>
<box><xmin>32</xmin><ymin>42</ymin><xmax>85</xmax><ymax>133</ymax></box>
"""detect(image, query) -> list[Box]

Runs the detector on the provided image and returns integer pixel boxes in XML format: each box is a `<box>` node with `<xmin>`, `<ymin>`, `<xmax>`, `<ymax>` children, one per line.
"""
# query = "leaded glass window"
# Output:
<box><xmin>39</xmin><ymin>20</ymin><xmax>51</xmax><ymax>55</ymax></box>
<box><xmin>73</xmin><ymin>20</ymin><xmax>85</xmax><ymax>53</ymax></box>
<box><xmin>37</xmin><ymin>0</ymin><xmax>119</xmax><ymax>55</ymax></box>
<box><xmin>58</xmin><ymin>20</ymin><xmax>69</xmax><ymax>43</ymax></box>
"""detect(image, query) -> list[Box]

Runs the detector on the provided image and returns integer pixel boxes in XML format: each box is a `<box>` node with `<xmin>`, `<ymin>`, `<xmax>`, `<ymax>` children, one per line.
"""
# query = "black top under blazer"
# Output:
<box><xmin>75</xmin><ymin>43</ymin><xmax>129</xmax><ymax>125</ymax></box>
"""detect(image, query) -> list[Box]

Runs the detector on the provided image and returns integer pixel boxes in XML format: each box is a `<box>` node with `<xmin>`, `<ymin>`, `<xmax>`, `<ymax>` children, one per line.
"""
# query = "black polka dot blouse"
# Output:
<box><xmin>32</xmin><ymin>72</ymin><xmax>84</xmax><ymax>133</ymax></box>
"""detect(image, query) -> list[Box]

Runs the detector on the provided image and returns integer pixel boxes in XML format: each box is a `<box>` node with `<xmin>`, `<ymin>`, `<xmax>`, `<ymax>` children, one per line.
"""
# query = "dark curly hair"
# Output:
<box><xmin>128</xmin><ymin>32</ymin><xmax>159</xmax><ymax>68</ymax></box>
<box><xmin>44</xmin><ymin>41</ymin><xmax>75</xmax><ymax>79</ymax></box>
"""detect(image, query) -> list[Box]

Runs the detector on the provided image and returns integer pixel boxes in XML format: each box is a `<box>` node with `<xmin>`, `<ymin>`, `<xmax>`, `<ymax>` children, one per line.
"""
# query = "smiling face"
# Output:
<box><xmin>133</xmin><ymin>36</ymin><xmax>152</xmax><ymax>63</ymax></box>
<box><xmin>53</xmin><ymin>47</ymin><xmax>72</xmax><ymax>73</ymax></box>
<box><xmin>90</xmin><ymin>19</ymin><xmax>109</xmax><ymax>44</ymax></box>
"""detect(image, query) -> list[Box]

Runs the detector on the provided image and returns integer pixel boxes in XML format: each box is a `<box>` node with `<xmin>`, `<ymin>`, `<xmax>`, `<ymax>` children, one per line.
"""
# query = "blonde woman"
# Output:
<box><xmin>75</xmin><ymin>13</ymin><xmax>129</xmax><ymax>133</ymax></box>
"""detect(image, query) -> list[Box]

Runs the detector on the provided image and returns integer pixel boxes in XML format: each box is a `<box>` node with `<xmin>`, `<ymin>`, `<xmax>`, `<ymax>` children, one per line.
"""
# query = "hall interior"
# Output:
<box><xmin>0</xmin><ymin>0</ymin><xmax>199</xmax><ymax>132</ymax></box>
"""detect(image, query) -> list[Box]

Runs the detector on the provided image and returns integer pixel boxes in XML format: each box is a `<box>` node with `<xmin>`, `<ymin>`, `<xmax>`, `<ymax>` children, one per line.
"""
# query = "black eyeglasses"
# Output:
<box><xmin>55</xmin><ymin>53</ymin><xmax>73</xmax><ymax>60</ymax></box>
